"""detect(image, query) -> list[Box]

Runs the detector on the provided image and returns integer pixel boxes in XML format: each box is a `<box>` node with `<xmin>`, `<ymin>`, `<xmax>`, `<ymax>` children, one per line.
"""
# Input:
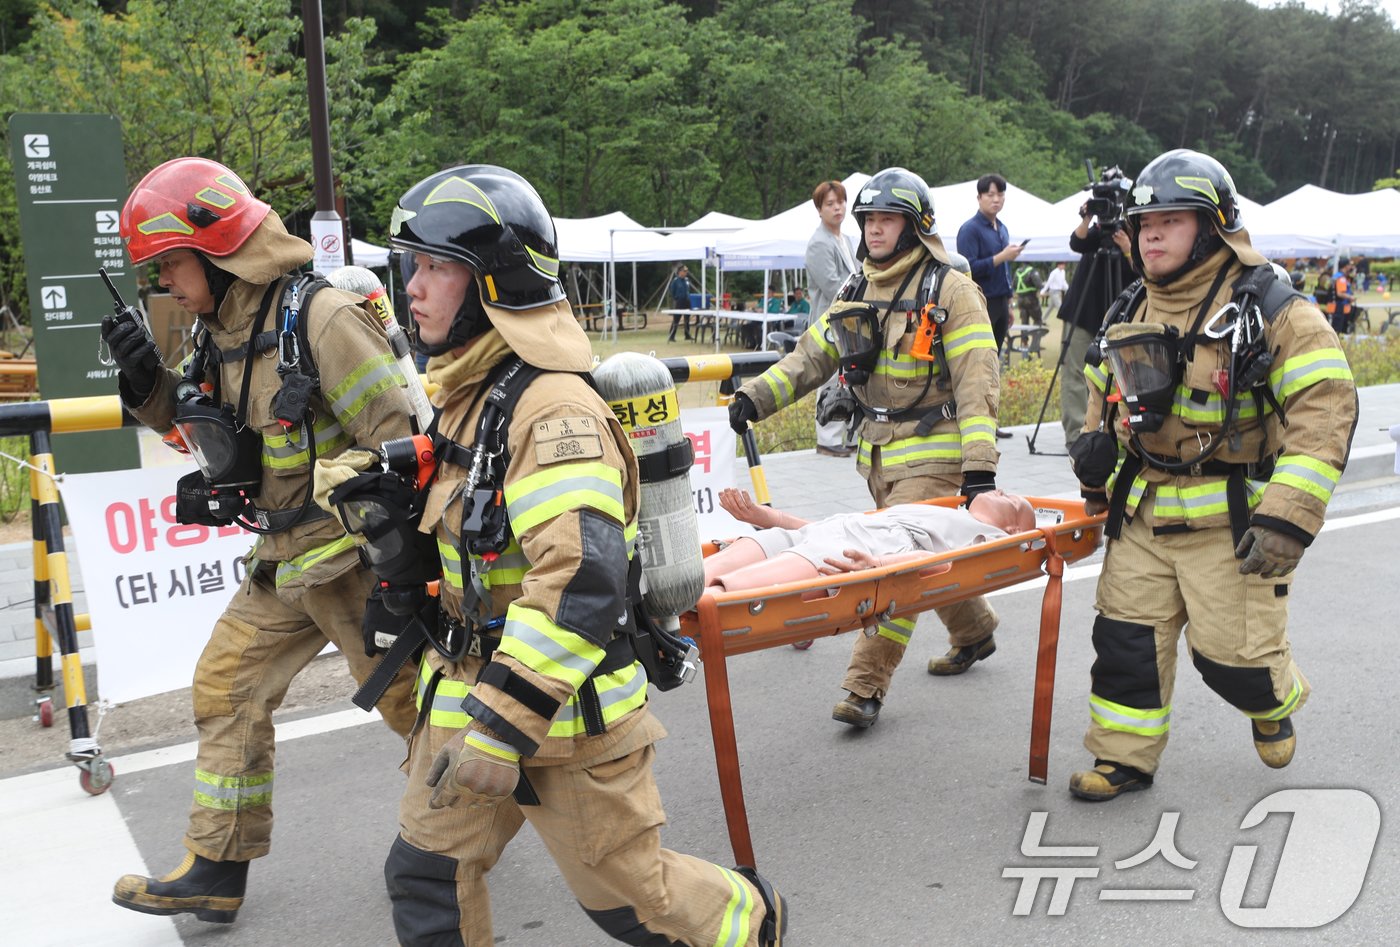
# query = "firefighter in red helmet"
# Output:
<box><xmin>106</xmin><ymin>157</ymin><xmax>419</xmax><ymax>923</ymax></box>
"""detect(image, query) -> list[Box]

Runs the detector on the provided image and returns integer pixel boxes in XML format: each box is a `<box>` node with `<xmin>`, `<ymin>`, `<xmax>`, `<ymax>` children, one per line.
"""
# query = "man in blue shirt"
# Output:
<box><xmin>667</xmin><ymin>264</ymin><xmax>692</xmax><ymax>341</ymax></box>
<box><xmin>957</xmin><ymin>173</ymin><xmax>1024</xmax><ymax>438</ymax></box>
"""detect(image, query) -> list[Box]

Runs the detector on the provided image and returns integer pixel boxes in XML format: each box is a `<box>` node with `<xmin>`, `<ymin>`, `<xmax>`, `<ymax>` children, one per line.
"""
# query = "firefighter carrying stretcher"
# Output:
<box><xmin>728</xmin><ymin>167</ymin><xmax>1006</xmax><ymax>729</ymax></box>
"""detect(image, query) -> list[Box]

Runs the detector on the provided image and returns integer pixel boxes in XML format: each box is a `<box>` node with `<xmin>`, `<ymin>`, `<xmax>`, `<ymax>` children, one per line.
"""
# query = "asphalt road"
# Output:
<box><xmin>4</xmin><ymin>481</ymin><xmax>1397</xmax><ymax>946</ymax></box>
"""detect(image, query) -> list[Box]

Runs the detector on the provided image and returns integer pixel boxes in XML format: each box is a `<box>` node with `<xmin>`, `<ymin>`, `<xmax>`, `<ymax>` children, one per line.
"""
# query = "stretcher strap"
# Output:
<box><xmin>1028</xmin><ymin>527</ymin><xmax>1065</xmax><ymax>784</ymax></box>
<box><xmin>697</xmin><ymin>594</ymin><xmax>756</xmax><ymax>868</ymax></box>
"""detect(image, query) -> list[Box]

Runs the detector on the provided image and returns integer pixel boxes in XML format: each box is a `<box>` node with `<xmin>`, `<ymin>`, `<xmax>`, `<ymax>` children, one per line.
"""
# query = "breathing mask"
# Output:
<box><xmin>1101</xmin><ymin>322</ymin><xmax>1182</xmax><ymax>434</ymax></box>
<box><xmin>828</xmin><ymin>302</ymin><xmax>883</xmax><ymax>386</ymax></box>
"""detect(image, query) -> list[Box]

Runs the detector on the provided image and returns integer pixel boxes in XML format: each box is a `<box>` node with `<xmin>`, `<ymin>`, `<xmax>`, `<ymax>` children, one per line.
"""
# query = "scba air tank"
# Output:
<box><xmin>593</xmin><ymin>352</ymin><xmax>704</xmax><ymax>618</ymax></box>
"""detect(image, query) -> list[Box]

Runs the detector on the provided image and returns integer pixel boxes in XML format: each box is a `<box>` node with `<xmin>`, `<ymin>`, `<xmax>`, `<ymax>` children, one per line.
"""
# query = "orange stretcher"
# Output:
<box><xmin>680</xmin><ymin>496</ymin><xmax>1105</xmax><ymax>867</ymax></box>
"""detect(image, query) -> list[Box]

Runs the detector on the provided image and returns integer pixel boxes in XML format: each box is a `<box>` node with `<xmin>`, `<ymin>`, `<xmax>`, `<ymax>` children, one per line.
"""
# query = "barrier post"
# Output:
<box><xmin>25</xmin><ymin>426</ymin><xmax>114</xmax><ymax>793</ymax></box>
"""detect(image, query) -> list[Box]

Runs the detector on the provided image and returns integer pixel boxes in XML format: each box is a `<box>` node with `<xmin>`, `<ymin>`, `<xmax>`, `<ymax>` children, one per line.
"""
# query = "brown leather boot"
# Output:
<box><xmin>1252</xmin><ymin>717</ymin><xmax>1296</xmax><ymax>768</ymax></box>
<box><xmin>113</xmin><ymin>851</ymin><xmax>248</xmax><ymax>923</ymax></box>
<box><xmin>1069</xmin><ymin>759</ymin><xmax>1153</xmax><ymax>802</ymax></box>
<box><xmin>927</xmin><ymin>634</ymin><xmax>996</xmax><ymax>675</ymax></box>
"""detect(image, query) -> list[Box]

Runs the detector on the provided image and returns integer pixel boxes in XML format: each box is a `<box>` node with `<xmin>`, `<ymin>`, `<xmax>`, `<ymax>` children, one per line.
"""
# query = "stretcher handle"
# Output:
<box><xmin>739</xmin><ymin>425</ymin><xmax>771</xmax><ymax>506</ymax></box>
<box><xmin>1028</xmin><ymin>526</ymin><xmax>1066</xmax><ymax>784</ymax></box>
<box><xmin>696</xmin><ymin>593</ymin><xmax>757</xmax><ymax>867</ymax></box>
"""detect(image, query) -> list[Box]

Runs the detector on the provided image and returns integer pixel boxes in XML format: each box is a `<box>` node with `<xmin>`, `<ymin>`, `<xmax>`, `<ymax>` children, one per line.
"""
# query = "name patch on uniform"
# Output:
<box><xmin>534</xmin><ymin>416</ymin><xmax>604</xmax><ymax>465</ymax></box>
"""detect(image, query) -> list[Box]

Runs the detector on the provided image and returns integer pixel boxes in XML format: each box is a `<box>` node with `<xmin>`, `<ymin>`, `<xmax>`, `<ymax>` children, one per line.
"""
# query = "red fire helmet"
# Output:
<box><xmin>120</xmin><ymin>157</ymin><xmax>271</xmax><ymax>264</ymax></box>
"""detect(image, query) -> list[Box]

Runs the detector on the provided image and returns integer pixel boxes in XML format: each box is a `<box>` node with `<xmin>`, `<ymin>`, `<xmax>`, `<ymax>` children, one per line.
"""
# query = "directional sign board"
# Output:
<box><xmin>9</xmin><ymin>113</ymin><xmax>139</xmax><ymax>473</ymax></box>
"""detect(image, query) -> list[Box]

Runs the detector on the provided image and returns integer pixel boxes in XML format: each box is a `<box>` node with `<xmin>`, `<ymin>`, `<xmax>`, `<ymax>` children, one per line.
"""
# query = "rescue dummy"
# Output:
<box><xmin>314</xmin><ymin>164</ymin><xmax>787</xmax><ymax>946</ymax></box>
<box><xmin>1067</xmin><ymin>149</ymin><xmax>1357</xmax><ymax>801</ymax></box>
<box><xmin>729</xmin><ymin>167</ymin><xmax>1004</xmax><ymax>729</ymax></box>
<box><xmin>105</xmin><ymin>158</ymin><xmax>419</xmax><ymax>921</ymax></box>
<box><xmin>706</xmin><ymin>488</ymin><xmax>1034</xmax><ymax>596</ymax></box>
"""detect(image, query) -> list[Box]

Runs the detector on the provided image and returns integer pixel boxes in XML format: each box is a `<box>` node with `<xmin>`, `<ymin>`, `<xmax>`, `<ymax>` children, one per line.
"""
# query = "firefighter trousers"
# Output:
<box><xmin>1085</xmin><ymin>496</ymin><xmax>1310</xmax><ymax>775</ymax></box>
<box><xmin>184</xmin><ymin>558</ymin><xmax>418</xmax><ymax>862</ymax></box>
<box><xmin>842</xmin><ymin>469</ymin><xmax>998</xmax><ymax>701</ymax></box>
<box><xmin>389</xmin><ymin>703</ymin><xmax>772</xmax><ymax>947</ymax></box>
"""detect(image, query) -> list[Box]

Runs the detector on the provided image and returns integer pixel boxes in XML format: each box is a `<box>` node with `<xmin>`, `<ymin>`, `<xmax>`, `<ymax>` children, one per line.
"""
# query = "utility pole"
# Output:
<box><xmin>302</xmin><ymin>0</ymin><xmax>348</xmax><ymax>270</ymax></box>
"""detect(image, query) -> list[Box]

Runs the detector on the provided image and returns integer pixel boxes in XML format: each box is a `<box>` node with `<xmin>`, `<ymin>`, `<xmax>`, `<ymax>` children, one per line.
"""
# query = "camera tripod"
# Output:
<box><xmin>1026</xmin><ymin>226</ymin><xmax>1125</xmax><ymax>456</ymax></box>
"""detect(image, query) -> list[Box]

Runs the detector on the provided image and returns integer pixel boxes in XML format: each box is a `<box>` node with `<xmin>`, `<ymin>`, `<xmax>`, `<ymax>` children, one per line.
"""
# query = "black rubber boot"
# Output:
<box><xmin>831</xmin><ymin>692</ymin><xmax>881</xmax><ymax>728</ymax></box>
<box><xmin>927</xmin><ymin>634</ymin><xmax>996</xmax><ymax>676</ymax></box>
<box><xmin>734</xmin><ymin>865</ymin><xmax>787</xmax><ymax>946</ymax></box>
<box><xmin>113</xmin><ymin>852</ymin><xmax>249</xmax><ymax>923</ymax></box>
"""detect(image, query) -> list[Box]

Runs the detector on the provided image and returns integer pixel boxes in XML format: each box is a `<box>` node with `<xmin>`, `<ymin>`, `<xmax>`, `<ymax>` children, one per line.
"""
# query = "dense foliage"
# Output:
<box><xmin>2</xmin><ymin>0</ymin><xmax>1399</xmax><ymax>318</ymax></box>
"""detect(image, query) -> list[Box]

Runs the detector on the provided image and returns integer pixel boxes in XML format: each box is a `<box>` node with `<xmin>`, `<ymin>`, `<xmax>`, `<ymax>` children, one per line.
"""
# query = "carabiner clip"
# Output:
<box><xmin>1201</xmin><ymin>301</ymin><xmax>1240</xmax><ymax>339</ymax></box>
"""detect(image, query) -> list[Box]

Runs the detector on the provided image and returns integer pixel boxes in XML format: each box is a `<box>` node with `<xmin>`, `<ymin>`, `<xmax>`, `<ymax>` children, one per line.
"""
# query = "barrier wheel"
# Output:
<box><xmin>38</xmin><ymin>700</ymin><xmax>53</xmax><ymax>728</ymax></box>
<box><xmin>791</xmin><ymin>639</ymin><xmax>814</xmax><ymax>651</ymax></box>
<box><xmin>80</xmin><ymin>760</ymin><xmax>115</xmax><ymax>796</ymax></box>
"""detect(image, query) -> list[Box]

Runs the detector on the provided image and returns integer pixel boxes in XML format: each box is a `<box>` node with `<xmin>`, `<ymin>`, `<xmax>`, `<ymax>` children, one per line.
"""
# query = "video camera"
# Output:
<box><xmin>1083</xmin><ymin>160</ymin><xmax>1131</xmax><ymax>230</ymax></box>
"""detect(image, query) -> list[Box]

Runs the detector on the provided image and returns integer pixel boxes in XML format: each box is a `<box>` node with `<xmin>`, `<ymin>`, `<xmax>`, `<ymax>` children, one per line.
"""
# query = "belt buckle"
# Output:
<box><xmin>466</xmin><ymin>633</ymin><xmax>483</xmax><ymax>659</ymax></box>
<box><xmin>1189</xmin><ymin>463</ymin><xmax>1203</xmax><ymax>477</ymax></box>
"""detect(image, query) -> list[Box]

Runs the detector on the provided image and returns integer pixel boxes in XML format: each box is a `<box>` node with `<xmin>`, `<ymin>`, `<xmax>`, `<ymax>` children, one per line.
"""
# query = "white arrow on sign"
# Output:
<box><xmin>42</xmin><ymin>286</ymin><xmax>66</xmax><ymax>309</ymax></box>
<box><xmin>96</xmin><ymin>210</ymin><xmax>120</xmax><ymax>233</ymax></box>
<box><xmin>24</xmin><ymin>134</ymin><xmax>50</xmax><ymax>158</ymax></box>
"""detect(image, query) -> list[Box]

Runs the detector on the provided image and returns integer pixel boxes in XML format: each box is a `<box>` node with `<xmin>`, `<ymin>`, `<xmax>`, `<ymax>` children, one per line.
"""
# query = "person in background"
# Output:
<box><xmin>667</xmin><ymin>264</ymin><xmax>693</xmax><ymax>342</ymax></box>
<box><xmin>1058</xmin><ymin>204</ymin><xmax>1136</xmax><ymax>452</ymax></box>
<box><xmin>805</xmin><ymin>179</ymin><xmax>860</xmax><ymax>457</ymax></box>
<box><xmin>1013</xmin><ymin>262</ymin><xmax>1044</xmax><ymax>326</ymax></box>
<box><xmin>956</xmin><ymin>173</ymin><xmax>1023</xmax><ymax>438</ymax></box>
<box><xmin>1042</xmin><ymin>262</ymin><xmax>1068</xmax><ymax>318</ymax></box>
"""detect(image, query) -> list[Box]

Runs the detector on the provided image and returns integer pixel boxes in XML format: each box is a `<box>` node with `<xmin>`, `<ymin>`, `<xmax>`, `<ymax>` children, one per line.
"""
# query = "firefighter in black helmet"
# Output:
<box><xmin>730</xmin><ymin>167</ymin><xmax>1004</xmax><ymax>729</ymax></box>
<box><xmin>317</xmin><ymin>164</ymin><xmax>787</xmax><ymax>946</ymax></box>
<box><xmin>1067</xmin><ymin>149</ymin><xmax>1356</xmax><ymax>801</ymax></box>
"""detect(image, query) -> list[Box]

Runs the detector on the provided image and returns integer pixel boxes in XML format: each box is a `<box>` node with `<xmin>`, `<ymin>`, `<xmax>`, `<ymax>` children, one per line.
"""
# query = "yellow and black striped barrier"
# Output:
<box><xmin>659</xmin><ymin>352</ymin><xmax>779</xmax><ymax>506</ymax></box>
<box><xmin>0</xmin><ymin>395</ymin><xmax>135</xmax><ymax>794</ymax></box>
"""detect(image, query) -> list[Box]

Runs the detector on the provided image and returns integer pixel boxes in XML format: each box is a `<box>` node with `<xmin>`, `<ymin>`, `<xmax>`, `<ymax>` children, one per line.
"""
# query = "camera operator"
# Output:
<box><xmin>1058</xmin><ymin>175</ymin><xmax>1136</xmax><ymax>452</ymax></box>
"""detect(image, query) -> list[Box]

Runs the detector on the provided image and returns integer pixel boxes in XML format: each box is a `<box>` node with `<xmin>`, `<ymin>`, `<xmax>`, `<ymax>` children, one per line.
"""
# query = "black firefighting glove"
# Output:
<box><xmin>101</xmin><ymin>313</ymin><xmax>161</xmax><ymax>402</ymax></box>
<box><xmin>1235</xmin><ymin>525</ymin><xmax>1305</xmax><ymax>578</ymax></box>
<box><xmin>728</xmin><ymin>392</ymin><xmax>758</xmax><ymax>434</ymax></box>
<box><xmin>959</xmin><ymin>471</ymin><xmax>997</xmax><ymax>505</ymax></box>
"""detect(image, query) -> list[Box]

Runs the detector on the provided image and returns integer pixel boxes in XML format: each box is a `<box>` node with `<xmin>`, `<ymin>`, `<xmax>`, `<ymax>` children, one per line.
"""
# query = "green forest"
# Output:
<box><xmin>3</xmin><ymin>0</ymin><xmax>1399</xmax><ymax>317</ymax></box>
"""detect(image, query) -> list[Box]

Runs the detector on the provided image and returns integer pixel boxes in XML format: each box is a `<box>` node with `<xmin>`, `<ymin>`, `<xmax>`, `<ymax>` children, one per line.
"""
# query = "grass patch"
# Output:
<box><xmin>0</xmin><ymin>435</ymin><xmax>29</xmax><ymax>521</ymax></box>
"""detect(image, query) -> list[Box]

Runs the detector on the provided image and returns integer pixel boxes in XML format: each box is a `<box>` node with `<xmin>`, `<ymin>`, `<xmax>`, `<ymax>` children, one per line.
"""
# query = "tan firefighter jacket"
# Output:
<box><xmin>1081</xmin><ymin>246</ymin><xmax>1357</xmax><ymax>542</ymax></box>
<box><xmin>126</xmin><ymin>212</ymin><xmax>415</xmax><ymax>582</ymax></box>
<box><xmin>738</xmin><ymin>246</ymin><xmax>1001</xmax><ymax>481</ymax></box>
<box><xmin>413</xmin><ymin>330</ymin><xmax>659</xmax><ymax>762</ymax></box>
